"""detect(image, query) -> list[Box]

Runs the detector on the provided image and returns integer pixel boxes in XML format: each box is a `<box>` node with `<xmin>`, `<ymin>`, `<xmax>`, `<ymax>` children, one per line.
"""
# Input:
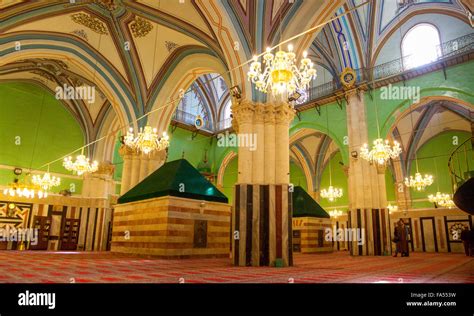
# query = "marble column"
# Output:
<box><xmin>82</xmin><ymin>162</ymin><xmax>115</xmax><ymax>198</ymax></box>
<box><xmin>345</xmin><ymin>89</ymin><xmax>391</xmax><ymax>256</ymax></box>
<box><xmin>139</xmin><ymin>153</ymin><xmax>150</xmax><ymax>182</ymax></box>
<box><xmin>231</xmin><ymin>99</ymin><xmax>294</xmax><ymax>267</ymax></box>
<box><xmin>119</xmin><ymin>145</ymin><xmax>133</xmax><ymax>195</ymax></box>
<box><xmin>130</xmin><ymin>152</ymin><xmax>140</xmax><ymax>189</ymax></box>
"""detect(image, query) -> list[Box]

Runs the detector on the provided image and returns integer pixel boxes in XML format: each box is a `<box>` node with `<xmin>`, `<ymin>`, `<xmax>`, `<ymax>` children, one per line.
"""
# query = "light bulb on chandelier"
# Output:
<box><xmin>32</xmin><ymin>165</ymin><xmax>61</xmax><ymax>191</ymax></box>
<box><xmin>63</xmin><ymin>149</ymin><xmax>98</xmax><ymax>176</ymax></box>
<box><xmin>247</xmin><ymin>44</ymin><xmax>317</xmax><ymax>96</ymax></box>
<box><xmin>123</xmin><ymin>125</ymin><xmax>169</xmax><ymax>155</ymax></box>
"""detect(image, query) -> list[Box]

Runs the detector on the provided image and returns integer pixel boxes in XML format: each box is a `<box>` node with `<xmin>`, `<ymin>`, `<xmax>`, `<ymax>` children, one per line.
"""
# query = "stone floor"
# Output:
<box><xmin>0</xmin><ymin>251</ymin><xmax>472</xmax><ymax>283</ymax></box>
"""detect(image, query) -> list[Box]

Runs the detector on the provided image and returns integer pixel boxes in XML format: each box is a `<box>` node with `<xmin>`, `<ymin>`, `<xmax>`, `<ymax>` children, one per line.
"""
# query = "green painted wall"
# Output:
<box><xmin>222</xmin><ymin>157</ymin><xmax>238</xmax><ymax>205</ymax></box>
<box><xmin>319</xmin><ymin>151</ymin><xmax>349</xmax><ymax>209</ymax></box>
<box><xmin>290</xmin><ymin>161</ymin><xmax>307</xmax><ymax>191</ymax></box>
<box><xmin>408</xmin><ymin>131</ymin><xmax>472</xmax><ymax>208</ymax></box>
<box><xmin>0</xmin><ymin>82</ymin><xmax>85</xmax><ymax>194</ymax></box>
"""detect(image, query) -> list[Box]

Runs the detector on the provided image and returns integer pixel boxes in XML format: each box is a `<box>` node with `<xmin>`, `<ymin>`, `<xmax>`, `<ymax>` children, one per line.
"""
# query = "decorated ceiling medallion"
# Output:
<box><xmin>340</xmin><ymin>67</ymin><xmax>356</xmax><ymax>89</ymax></box>
<box><xmin>71</xmin><ymin>13</ymin><xmax>108</xmax><ymax>35</ymax></box>
<box><xmin>194</xmin><ymin>115</ymin><xmax>204</xmax><ymax>129</ymax></box>
<box><xmin>130</xmin><ymin>16</ymin><xmax>153</xmax><ymax>38</ymax></box>
<box><xmin>247</xmin><ymin>44</ymin><xmax>317</xmax><ymax>96</ymax></box>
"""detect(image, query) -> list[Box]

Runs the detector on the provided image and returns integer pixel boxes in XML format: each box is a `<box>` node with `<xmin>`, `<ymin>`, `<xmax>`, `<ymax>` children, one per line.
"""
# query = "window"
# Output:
<box><xmin>401</xmin><ymin>23</ymin><xmax>441</xmax><ymax>70</ymax></box>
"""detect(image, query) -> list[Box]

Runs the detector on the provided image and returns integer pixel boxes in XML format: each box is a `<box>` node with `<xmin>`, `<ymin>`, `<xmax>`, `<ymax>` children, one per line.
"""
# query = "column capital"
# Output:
<box><xmin>254</xmin><ymin>102</ymin><xmax>266</xmax><ymax>124</ymax></box>
<box><xmin>232</xmin><ymin>99</ymin><xmax>254</xmax><ymax>125</ymax></box>
<box><xmin>118</xmin><ymin>144</ymin><xmax>134</xmax><ymax>158</ymax></box>
<box><xmin>273</xmin><ymin>102</ymin><xmax>295</xmax><ymax>125</ymax></box>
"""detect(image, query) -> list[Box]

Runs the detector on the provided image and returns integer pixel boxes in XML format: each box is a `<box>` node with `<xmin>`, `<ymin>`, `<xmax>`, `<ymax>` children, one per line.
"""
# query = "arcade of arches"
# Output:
<box><xmin>0</xmin><ymin>0</ymin><xmax>473</xmax><ymax>283</ymax></box>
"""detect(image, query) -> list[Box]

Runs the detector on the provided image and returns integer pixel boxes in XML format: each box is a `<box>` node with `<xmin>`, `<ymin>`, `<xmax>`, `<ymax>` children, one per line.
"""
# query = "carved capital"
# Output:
<box><xmin>254</xmin><ymin>102</ymin><xmax>266</xmax><ymax>124</ymax></box>
<box><xmin>263</xmin><ymin>104</ymin><xmax>275</xmax><ymax>124</ymax></box>
<box><xmin>274</xmin><ymin>102</ymin><xmax>295</xmax><ymax>125</ymax></box>
<box><xmin>95</xmin><ymin>161</ymin><xmax>115</xmax><ymax>176</ymax></box>
<box><xmin>232</xmin><ymin>99</ymin><xmax>254</xmax><ymax>126</ymax></box>
<box><xmin>118</xmin><ymin>144</ymin><xmax>134</xmax><ymax>158</ymax></box>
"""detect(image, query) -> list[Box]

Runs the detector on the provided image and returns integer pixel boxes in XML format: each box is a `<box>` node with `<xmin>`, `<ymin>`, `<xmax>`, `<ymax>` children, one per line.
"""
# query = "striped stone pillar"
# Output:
<box><xmin>231</xmin><ymin>99</ymin><xmax>294</xmax><ymax>266</ymax></box>
<box><xmin>233</xmin><ymin>184</ymin><xmax>293</xmax><ymax>266</ymax></box>
<box><xmin>119</xmin><ymin>145</ymin><xmax>133</xmax><ymax>195</ymax></box>
<box><xmin>345</xmin><ymin>88</ymin><xmax>391</xmax><ymax>255</ymax></box>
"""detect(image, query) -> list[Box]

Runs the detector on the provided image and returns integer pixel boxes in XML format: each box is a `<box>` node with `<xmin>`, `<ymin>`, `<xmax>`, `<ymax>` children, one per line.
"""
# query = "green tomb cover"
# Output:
<box><xmin>118</xmin><ymin>159</ymin><xmax>228</xmax><ymax>204</ymax></box>
<box><xmin>292</xmin><ymin>186</ymin><xmax>330</xmax><ymax>218</ymax></box>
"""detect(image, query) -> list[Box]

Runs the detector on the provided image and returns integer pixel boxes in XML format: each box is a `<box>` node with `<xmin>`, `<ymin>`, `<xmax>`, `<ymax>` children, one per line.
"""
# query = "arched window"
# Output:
<box><xmin>402</xmin><ymin>23</ymin><xmax>441</xmax><ymax>70</ymax></box>
<box><xmin>220</xmin><ymin>99</ymin><xmax>232</xmax><ymax>130</ymax></box>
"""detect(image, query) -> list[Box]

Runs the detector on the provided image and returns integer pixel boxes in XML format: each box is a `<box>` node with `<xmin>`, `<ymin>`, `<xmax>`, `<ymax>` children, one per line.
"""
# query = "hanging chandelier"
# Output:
<box><xmin>428</xmin><ymin>192</ymin><xmax>451</xmax><ymax>205</ymax></box>
<box><xmin>3</xmin><ymin>180</ymin><xmax>47</xmax><ymax>199</ymax></box>
<box><xmin>387</xmin><ymin>203</ymin><xmax>398</xmax><ymax>213</ymax></box>
<box><xmin>32</xmin><ymin>167</ymin><xmax>60</xmax><ymax>191</ymax></box>
<box><xmin>320</xmin><ymin>186</ymin><xmax>343</xmax><ymax>202</ymax></box>
<box><xmin>360</xmin><ymin>138</ymin><xmax>402</xmax><ymax>165</ymax></box>
<box><xmin>405</xmin><ymin>172</ymin><xmax>433</xmax><ymax>191</ymax></box>
<box><xmin>329</xmin><ymin>209</ymin><xmax>343</xmax><ymax>218</ymax></box>
<box><xmin>124</xmin><ymin>125</ymin><xmax>169</xmax><ymax>155</ymax></box>
<box><xmin>247</xmin><ymin>44</ymin><xmax>317</xmax><ymax>96</ymax></box>
<box><xmin>63</xmin><ymin>149</ymin><xmax>98</xmax><ymax>175</ymax></box>
<box><xmin>439</xmin><ymin>198</ymin><xmax>455</xmax><ymax>209</ymax></box>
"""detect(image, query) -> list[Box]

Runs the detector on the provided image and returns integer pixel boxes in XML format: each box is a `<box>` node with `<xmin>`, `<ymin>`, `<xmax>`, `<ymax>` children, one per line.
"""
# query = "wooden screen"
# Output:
<box><xmin>60</xmin><ymin>218</ymin><xmax>80</xmax><ymax>250</ymax></box>
<box><xmin>30</xmin><ymin>216</ymin><xmax>51</xmax><ymax>250</ymax></box>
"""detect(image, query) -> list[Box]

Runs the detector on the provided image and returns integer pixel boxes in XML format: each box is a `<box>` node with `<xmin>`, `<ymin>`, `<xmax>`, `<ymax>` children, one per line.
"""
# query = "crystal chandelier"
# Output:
<box><xmin>247</xmin><ymin>44</ymin><xmax>317</xmax><ymax>95</ymax></box>
<box><xmin>405</xmin><ymin>172</ymin><xmax>433</xmax><ymax>191</ymax></box>
<box><xmin>387</xmin><ymin>203</ymin><xmax>398</xmax><ymax>213</ymax></box>
<box><xmin>360</xmin><ymin>138</ymin><xmax>402</xmax><ymax>165</ymax></box>
<box><xmin>320</xmin><ymin>186</ymin><xmax>343</xmax><ymax>202</ymax></box>
<box><xmin>3</xmin><ymin>180</ymin><xmax>47</xmax><ymax>199</ymax></box>
<box><xmin>439</xmin><ymin>198</ymin><xmax>455</xmax><ymax>209</ymax></box>
<box><xmin>63</xmin><ymin>149</ymin><xmax>98</xmax><ymax>175</ymax></box>
<box><xmin>32</xmin><ymin>166</ymin><xmax>60</xmax><ymax>191</ymax></box>
<box><xmin>329</xmin><ymin>209</ymin><xmax>343</xmax><ymax>218</ymax></box>
<box><xmin>124</xmin><ymin>125</ymin><xmax>169</xmax><ymax>155</ymax></box>
<box><xmin>428</xmin><ymin>192</ymin><xmax>451</xmax><ymax>205</ymax></box>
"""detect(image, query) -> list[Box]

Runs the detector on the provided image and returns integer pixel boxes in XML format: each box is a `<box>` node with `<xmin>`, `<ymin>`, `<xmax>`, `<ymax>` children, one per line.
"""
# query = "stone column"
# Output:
<box><xmin>232</xmin><ymin>100</ymin><xmax>254</xmax><ymax>184</ymax></box>
<box><xmin>274</xmin><ymin>102</ymin><xmax>295</xmax><ymax>184</ymax></box>
<box><xmin>130</xmin><ymin>151</ymin><xmax>140</xmax><ymax>189</ymax></box>
<box><xmin>119</xmin><ymin>145</ymin><xmax>133</xmax><ymax>195</ymax></box>
<box><xmin>82</xmin><ymin>162</ymin><xmax>115</xmax><ymax>198</ymax></box>
<box><xmin>148</xmin><ymin>149</ymin><xmax>167</xmax><ymax>175</ymax></box>
<box><xmin>139</xmin><ymin>153</ymin><xmax>149</xmax><ymax>182</ymax></box>
<box><xmin>264</xmin><ymin>104</ymin><xmax>276</xmax><ymax>184</ymax></box>
<box><xmin>345</xmin><ymin>89</ymin><xmax>391</xmax><ymax>256</ymax></box>
<box><xmin>252</xmin><ymin>103</ymin><xmax>265</xmax><ymax>184</ymax></box>
<box><xmin>231</xmin><ymin>99</ymin><xmax>294</xmax><ymax>267</ymax></box>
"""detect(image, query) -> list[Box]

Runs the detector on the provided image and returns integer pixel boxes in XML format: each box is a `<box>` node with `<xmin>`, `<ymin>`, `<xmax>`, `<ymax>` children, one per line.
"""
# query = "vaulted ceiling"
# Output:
<box><xmin>0</xmin><ymin>0</ymin><xmax>343</xmax><ymax>159</ymax></box>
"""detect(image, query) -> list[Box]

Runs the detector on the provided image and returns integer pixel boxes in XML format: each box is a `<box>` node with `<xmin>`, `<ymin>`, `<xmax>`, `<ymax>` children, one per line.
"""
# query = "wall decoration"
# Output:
<box><xmin>71</xmin><ymin>29</ymin><xmax>89</xmax><ymax>41</ymax></box>
<box><xmin>130</xmin><ymin>16</ymin><xmax>153</xmax><ymax>38</ymax></box>
<box><xmin>71</xmin><ymin>13</ymin><xmax>108</xmax><ymax>35</ymax></box>
<box><xmin>165</xmin><ymin>41</ymin><xmax>179</xmax><ymax>53</ymax></box>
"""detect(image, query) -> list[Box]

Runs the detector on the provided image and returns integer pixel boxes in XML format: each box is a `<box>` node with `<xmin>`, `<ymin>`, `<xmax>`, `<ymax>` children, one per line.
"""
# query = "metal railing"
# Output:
<box><xmin>448</xmin><ymin>136</ymin><xmax>474</xmax><ymax>192</ymax></box>
<box><xmin>302</xmin><ymin>33</ymin><xmax>474</xmax><ymax>105</ymax></box>
<box><xmin>172</xmin><ymin>109</ymin><xmax>212</xmax><ymax>131</ymax></box>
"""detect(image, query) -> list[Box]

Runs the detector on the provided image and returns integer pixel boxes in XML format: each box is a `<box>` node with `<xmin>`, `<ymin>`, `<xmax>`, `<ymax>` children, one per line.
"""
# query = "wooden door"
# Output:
<box><xmin>60</xmin><ymin>218</ymin><xmax>80</xmax><ymax>250</ymax></box>
<box><xmin>30</xmin><ymin>216</ymin><xmax>51</xmax><ymax>250</ymax></box>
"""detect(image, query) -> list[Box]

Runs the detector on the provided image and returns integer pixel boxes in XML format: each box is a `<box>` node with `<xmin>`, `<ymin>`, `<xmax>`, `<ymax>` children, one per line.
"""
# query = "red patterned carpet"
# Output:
<box><xmin>0</xmin><ymin>251</ymin><xmax>472</xmax><ymax>283</ymax></box>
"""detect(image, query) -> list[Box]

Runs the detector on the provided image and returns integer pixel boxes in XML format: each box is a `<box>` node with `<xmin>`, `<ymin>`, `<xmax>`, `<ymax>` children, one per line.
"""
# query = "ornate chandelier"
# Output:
<box><xmin>360</xmin><ymin>138</ymin><xmax>402</xmax><ymax>165</ymax></box>
<box><xmin>320</xmin><ymin>186</ymin><xmax>343</xmax><ymax>202</ymax></box>
<box><xmin>124</xmin><ymin>125</ymin><xmax>169</xmax><ymax>155</ymax></box>
<box><xmin>440</xmin><ymin>198</ymin><xmax>455</xmax><ymax>209</ymax></box>
<box><xmin>405</xmin><ymin>172</ymin><xmax>433</xmax><ymax>191</ymax></box>
<box><xmin>247</xmin><ymin>44</ymin><xmax>316</xmax><ymax>95</ymax></box>
<box><xmin>3</xmin><ymin>180</ymin><xmax>47</xmax><ymax>199</ymax></box>
<box><xmin>329</xmin><ymin>209</ymin><xmax>343</xmax><ymax>218</ymax></box>
<box><xmin>32</xmin><ymin>166</ymin><xmax>60</xmax><ymax>191</ymax></box>
<box><xmin>428</xmin><ymin>192</ymin><xmax>451</xmax><ymax>205</ymax></box>
<box><xmin>63</xmin><ymin>149</ymin><xmax>98</xmax><ymax>175</ymax></box>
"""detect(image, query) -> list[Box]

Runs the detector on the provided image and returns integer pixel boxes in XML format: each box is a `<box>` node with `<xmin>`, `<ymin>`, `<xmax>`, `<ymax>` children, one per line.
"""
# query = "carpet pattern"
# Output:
<box><xmin>0</xmin><ymin>251</ymin><xmax>472</xmax><ymax>283</ymax></box>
